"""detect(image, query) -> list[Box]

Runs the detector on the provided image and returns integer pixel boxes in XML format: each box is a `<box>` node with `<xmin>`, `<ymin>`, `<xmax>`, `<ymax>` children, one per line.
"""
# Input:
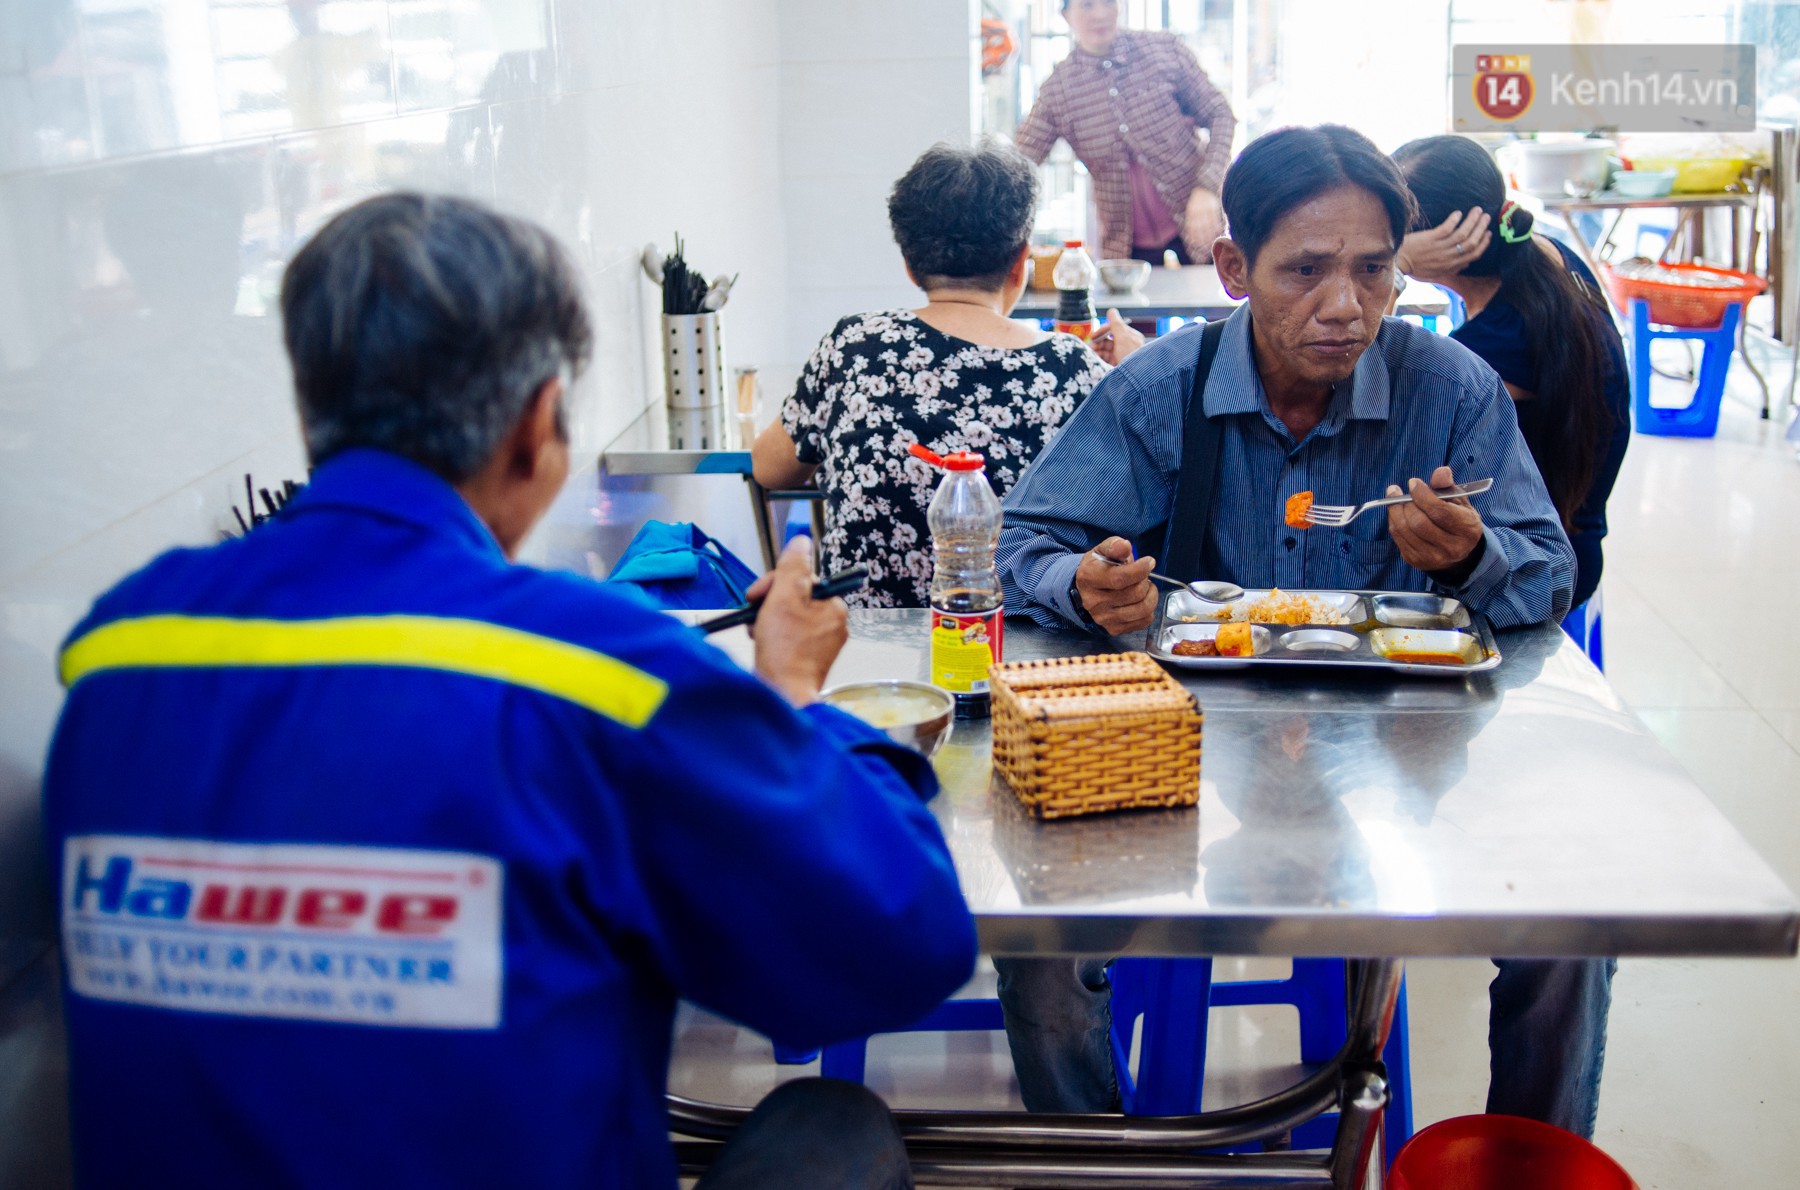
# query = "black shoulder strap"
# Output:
<box><xmin>1161</xmin><ymin>319</ymin><xmax>1228</xmax><ymax>581</ymax></box>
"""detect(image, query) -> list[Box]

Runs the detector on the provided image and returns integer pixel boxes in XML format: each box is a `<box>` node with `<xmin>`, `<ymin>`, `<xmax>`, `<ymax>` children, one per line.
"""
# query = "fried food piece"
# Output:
<box><xmin>1171</xmin><ymin>638</ymin><xmax>1219</xmax><ymax>657</ymax></box>
<box><xmin>1216</xmin><ymin>622</ymin><xmax>1255</xmax><ymax>657</ymax></box>
<box><xmin>1285</xmin><ymin>491</ymin><xmax>1313</xmax><ymax>530</ymax></box>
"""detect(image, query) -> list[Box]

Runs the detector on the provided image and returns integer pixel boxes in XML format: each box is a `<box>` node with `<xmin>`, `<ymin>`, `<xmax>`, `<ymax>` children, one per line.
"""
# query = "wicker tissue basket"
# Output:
<box><xmin>989</xmin><ymin>652</ymin><xmax>1202</xmax><ymax>820</ymax></box>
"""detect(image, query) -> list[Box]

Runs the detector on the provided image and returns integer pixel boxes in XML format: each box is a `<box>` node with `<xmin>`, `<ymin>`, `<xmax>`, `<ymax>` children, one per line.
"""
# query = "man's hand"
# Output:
<box><xmin>1091</xmin><ymin>308</ymin><xmax>1146</xmax><ymax>366</ymax></box>
<box><xmin>748</xmin><ymin>536</ymin><xmax>848</xmax><ymax>706</ymax></box>
<box><xmin>1182</xmin><ymin>187</ymin><xmax>1224</xmax><ymax>264</ymax></box>
<box><xmin>1074</xmin><ymin>537</ymin><xmax>1158</xmax><ymax>635</ymax></box>
<box><xmin>1393</xmin><ymin>208</ymin><xmax>1491</xmax><ymax>283</ymax></box>
<box><xmin>1387</xmin><ymin>465</ymin><xmax>1485</xmax><ymax>583</ymax></box>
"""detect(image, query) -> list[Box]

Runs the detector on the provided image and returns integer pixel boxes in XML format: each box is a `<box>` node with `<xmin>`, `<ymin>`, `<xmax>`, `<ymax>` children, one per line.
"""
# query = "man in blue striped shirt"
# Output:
<box><xmin>994</xmin><ymin>126</ymin><xmax>1611</xmax><ymax>1140</ymax></box>
<box><xmin>999</xmin><ymin>165</ymin><xmax>1574</xmax><ymax>637</ymax></box>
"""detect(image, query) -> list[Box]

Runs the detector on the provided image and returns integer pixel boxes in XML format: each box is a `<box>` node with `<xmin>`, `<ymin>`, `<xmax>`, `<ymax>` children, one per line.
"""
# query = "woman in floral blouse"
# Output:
<box><xmin>752</xmin><ymin>142</ymin><xmax>1142</xmax><ymax>608</ymax></box>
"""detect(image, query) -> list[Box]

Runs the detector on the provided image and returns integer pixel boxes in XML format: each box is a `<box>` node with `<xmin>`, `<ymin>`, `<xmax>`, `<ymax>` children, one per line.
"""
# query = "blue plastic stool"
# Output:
<box><xmin>771</xmin><ymin>997</ymin><xmax>1007</xmax><ymax>1082</ymax></box>
<box><xmin>1629</xmin><ymin>298</ymin><xmax>1743</xmax><ymax>438</ymax></box>
<box><xmin>1109</xmin><ymin>958</ymin><xmax>1413</xmax><ymax>1162</ymax></box>
<box><xmin>776</xmin><ymin>957</ymin><xmax>1413</xmax><ymax>1164</ymax></box>
<box><xmin>1560</xmin><ymin>591</ymin><xmax>1604</xmax><ymax>671</ymax></box>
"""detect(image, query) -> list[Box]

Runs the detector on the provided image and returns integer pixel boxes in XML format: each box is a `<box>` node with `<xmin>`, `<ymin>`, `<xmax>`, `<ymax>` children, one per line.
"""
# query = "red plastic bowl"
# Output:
<box><xmin>1390</xmin><ymin>1115</ymin><xmax>1638</xmax><ymax>1190</ymax></box>
<box><xmin>1599</xmin><ymin>260</ymin><xmax>1766</xmax><ymax>329</ymax></box>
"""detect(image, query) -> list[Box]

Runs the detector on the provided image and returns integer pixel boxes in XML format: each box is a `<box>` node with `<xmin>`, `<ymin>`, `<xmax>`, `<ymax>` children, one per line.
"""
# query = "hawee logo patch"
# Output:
<box><xmin>61</xmin><ymin>835</ymin><xmax>503</xmax><ymax>1028</ymax></box>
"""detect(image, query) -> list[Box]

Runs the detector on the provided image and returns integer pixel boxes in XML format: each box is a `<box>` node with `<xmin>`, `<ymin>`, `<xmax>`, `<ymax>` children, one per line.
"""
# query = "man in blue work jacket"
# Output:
<box><xmin>44</xmin><ymin>193</ymin><xmax>978</xmax><ymax>1189</ymax></box>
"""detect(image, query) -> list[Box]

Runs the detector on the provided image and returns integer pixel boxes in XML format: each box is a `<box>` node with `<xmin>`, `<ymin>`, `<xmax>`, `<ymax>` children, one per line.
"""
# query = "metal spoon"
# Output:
<box><xmin>1094</xmin><ymin>551</ymin><xmax>1243</xmax><ymax>604</ymax></box>
<box><xmin>1153</xmin><ymin>574</ymin><xmax>1245</xmax><ymax>604</ymax></box>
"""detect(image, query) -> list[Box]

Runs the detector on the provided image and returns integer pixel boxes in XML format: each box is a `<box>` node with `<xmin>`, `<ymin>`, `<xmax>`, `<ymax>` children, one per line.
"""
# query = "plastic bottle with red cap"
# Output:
<box><xmin>1051</xmin><ymin>239</ymin><xmax>1098</xmax><ymax>341</ymax></box>
<box><xmin>909</xmin><ymin>443</ymin><xmax>1004</xmax><ymax>719</ymax></box>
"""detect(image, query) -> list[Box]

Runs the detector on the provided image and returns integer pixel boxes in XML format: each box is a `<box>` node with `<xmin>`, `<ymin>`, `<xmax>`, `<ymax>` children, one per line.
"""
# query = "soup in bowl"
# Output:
<box><xmin>819</xmin><ymin>680</ymin><xmax>954</xmax><ymax>757</ymax></box>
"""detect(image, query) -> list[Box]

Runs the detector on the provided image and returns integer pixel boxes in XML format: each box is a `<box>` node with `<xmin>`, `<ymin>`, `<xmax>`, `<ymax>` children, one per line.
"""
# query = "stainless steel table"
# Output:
<box><xmin>1012</xmin><ymin>265</ymin><xmax>1451</xmax><ymax>322</ymax></box>
<box><xmin>670</xmin><ymin>610</ymin><xmax>1798</xmax><ymax>1187</ymax></box>
<box><xmin>1541</xmin><ymin>189</ymin><xmax>1760</xmax><ymax>278</ymax></box>
<box><xmin>1540</xmin><ymin>186</ymin><xmax>1781</xmax><ymax>416</ymax></box>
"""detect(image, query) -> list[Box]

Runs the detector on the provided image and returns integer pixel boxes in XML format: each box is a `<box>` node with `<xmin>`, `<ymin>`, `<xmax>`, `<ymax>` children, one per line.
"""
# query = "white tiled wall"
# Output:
<box><xmin>778</xmin><ymin>0</ymin><xmax>980</xmax><ymax>369</ymax></box>
<box><xmin>0</xmin><ymin>2</ymin><xmax>975</xmax><ymax>1181</ymax></box>
<box><xmin>585</xmin><ymin>1</ymin><xmax>980</xmax><ymax>574</ymax></box>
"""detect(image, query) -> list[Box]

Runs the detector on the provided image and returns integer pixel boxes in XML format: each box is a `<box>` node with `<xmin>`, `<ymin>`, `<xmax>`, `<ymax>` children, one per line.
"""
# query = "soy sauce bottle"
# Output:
<box><xmin>1052</xmin><ymin>240</ymin><xmax>1098</xmax><ymax>341</ymax></box>
<box><xmin>909</xmin><ymin>444</ymin><xmax>1004</xmax><ymax>719</ymax></box>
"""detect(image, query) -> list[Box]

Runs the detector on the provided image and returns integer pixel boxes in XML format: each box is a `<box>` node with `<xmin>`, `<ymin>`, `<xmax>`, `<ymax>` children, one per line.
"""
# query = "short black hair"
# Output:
<box><xmin>281</xmin><ymin>192</ymin><xmax>592</xmax><ymax>482</ymax></box>
<box><xmin>888</xmin><ymin>141</ymin><xmax>1039</xmax><ymax>291</ymax></box>
<box><xmin>1221</xmin><ymin>125</ymin><xmax>1419</xmax><ymax>265</ymax></box>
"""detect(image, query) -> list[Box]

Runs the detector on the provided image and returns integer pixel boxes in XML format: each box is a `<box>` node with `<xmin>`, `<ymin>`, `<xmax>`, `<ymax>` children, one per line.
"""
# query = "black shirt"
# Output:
<box><xmin>1450</xmin><ymin>239</ymin><xmax>1630</xmax><ymax>608</ymax></box>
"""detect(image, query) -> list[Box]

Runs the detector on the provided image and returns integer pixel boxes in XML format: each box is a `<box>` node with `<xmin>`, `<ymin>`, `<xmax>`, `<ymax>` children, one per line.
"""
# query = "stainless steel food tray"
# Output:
<box><xmin>1149</xmin><ymin>588</ymin><xmax>1502</xmax><ymax>677</ymax></box>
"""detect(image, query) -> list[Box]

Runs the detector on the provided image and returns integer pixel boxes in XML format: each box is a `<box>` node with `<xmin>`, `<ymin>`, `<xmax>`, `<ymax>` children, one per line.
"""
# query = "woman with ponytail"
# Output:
<box><xmin>1390</xmin><ymin>135</ymin><xmax>1629</xmax><ymax>1144</ymax></box>
<box><xmin>1392</xmin><ymin>135</ymin><xmax>1630</xmax><ymax>611</ymax></box>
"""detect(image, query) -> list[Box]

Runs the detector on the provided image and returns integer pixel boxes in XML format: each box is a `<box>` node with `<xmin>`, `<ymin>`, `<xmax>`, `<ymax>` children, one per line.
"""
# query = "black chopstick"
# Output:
<box><xmin>696</xmin><ymin>566</ymin><xmax>869</xmax><ymax>635</ymax></box>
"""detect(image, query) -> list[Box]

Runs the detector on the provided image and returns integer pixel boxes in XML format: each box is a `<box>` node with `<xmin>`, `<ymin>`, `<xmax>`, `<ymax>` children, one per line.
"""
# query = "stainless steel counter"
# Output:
<box><xmin>822</xmin><ymin>609</ymin><xmax>1799</xmax><ymax>960</ymax></box>
<box><xmin>1012</xmin><ymin>265</ymin><xmax>1451</xmax><ymax>322</ymax></box>
<box><xmin>600</xmin><ymin>401</ymin><xmax>752</xmax><ymax>477</ymax></box>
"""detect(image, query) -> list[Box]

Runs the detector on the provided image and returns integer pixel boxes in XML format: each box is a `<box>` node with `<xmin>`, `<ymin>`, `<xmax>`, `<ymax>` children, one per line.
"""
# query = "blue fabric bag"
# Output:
<box><xmin>604</xmin><ymin>520</ymin><xmax>759</xmax><ymax>610</ymax></box>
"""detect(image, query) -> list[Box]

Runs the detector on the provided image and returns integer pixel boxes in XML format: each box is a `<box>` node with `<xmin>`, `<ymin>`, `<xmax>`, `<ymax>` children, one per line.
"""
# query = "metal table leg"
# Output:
<box><xmin>1786</xmin><ymin>334</ymin><xmax>1800</xmax><ymax>422</ymax></box>
<box><xmin>1326</xmin><ymin>959</ymin><xmax>1405</xmax><ymax>1188</ymax></box>
<box><xmin>743</xmin><ymin>478</ymin><xmax>827</xmax><ymax>569</ymax></box>
<box><xmin>668</xmin><ymin>957</ymin><xmax>1407</xmax><ymax>1189</ymax></box>
<box><xmin>1560</xmin><ymin>211</ymin><xmax>1604</xmax><ymax>280</ymax></box>
<box><xmin>743</xmin><ymin>475</ymin><xmax>779</xmax><ymax>571</ymax></box>
<box><xmin>1739</xmin><ymin>317</ymin><xmax>1774</xmax><ymax>419</ymax></box>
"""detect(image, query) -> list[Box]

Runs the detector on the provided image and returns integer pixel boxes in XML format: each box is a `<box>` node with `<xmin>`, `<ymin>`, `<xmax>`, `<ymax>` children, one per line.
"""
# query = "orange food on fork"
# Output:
<box><xmin>1285</xmin><ymin>491</ymin><xmax>1313</xmax><ymax>530</ymax></box>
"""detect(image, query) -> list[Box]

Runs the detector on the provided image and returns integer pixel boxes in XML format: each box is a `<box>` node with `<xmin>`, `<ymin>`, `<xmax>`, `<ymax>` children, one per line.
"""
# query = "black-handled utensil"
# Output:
<box><xmin>696</xmin><ymin>566</ymin><xmax>869</xmax><ymax>635</ymax></box>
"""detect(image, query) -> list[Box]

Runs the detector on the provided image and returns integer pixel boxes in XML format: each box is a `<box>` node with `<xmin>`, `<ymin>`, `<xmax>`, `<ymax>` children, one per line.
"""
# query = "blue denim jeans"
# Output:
<box><xmin>993</xmin><ymin>955</ymin><xmax>1616</xmax><ymax>1138</ymax></box>
<box><xmin>992</xmin><ymin>956</ymin><xmax>1121</xmax><ymax>1113</ymax></box>
<box><xmin>1487</xmin><ymin>957</ymin><xmax>1617</xmax><ymax>1138</ymax></box>
<box><xmin>695</xmin><ymin>1078</ymin><xmax>913</xmax><ymax>1189</ymax></box>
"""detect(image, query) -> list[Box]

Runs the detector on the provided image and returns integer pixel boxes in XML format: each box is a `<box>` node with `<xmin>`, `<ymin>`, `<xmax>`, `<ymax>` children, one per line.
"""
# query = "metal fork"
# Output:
<box><xmin>1304</xmin><ymin>478</ymin><xmax>1494</xmax><ymax>528</ymax></box>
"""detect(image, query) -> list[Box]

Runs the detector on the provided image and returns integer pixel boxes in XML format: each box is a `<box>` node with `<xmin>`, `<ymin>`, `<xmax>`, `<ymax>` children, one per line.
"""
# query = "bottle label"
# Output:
<box><xmin>930</xmin><ymin>608</ymin><xmax>1004</xmax><ymax>694</ymax></box>
<box><xmin>1053</xmin><ymin>318</ymin><xmax>1096</xmax><ymax>341</ymax></box>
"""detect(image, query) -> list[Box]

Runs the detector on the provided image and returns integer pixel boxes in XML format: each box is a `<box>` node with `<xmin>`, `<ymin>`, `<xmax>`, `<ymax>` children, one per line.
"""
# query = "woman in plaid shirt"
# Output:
<box><xmin>1014</xmin><ymin>0</ymin><xmax>1236</xmax><ymax>265</ymax></box>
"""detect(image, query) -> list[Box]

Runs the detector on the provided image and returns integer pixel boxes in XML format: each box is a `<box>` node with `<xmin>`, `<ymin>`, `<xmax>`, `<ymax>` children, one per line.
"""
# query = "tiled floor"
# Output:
<box><xmin>1404</xmin><ymin>356</ymin><xmax>1800</xmax><ymax>1188</ymax></box>
<box><xmin>669</xmin><ymin>350</ymin><xmax>1800</xmax><ymax>1188</ymax></box>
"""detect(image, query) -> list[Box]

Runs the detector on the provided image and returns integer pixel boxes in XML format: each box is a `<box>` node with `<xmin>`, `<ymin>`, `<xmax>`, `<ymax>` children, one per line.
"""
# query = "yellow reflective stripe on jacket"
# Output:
<box><xmin>58</xmin><ymin>614</ymin><xmax>668</xmax><ymax>729</ymax></box>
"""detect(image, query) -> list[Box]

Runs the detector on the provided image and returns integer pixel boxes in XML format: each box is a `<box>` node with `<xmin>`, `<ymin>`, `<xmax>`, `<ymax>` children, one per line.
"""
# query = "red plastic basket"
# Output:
<box><xmin>1599</xmin><ymin>261</ymin><xmax>1766</xmax><ymax>329</ymax></box>
<box><xmin>1390</xmin><ymin>1115</ymin><xmax>1638</xmax><ymax>1190</ymax></box>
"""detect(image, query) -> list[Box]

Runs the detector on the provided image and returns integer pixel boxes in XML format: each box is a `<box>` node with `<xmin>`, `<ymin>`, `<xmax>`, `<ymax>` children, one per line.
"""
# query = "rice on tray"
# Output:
<box><xmin>1229</xmin><ymin>589</ymin><xmax>1348</xmax><ymax>626</ymax></box>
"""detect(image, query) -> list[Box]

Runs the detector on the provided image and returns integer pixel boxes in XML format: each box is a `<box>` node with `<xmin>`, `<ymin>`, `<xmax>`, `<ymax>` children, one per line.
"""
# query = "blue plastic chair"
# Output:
<box><xmin>1560</xmin><ymin>590</ymin><xmax>1605</xmax><ymax>671</ymax></box>
<box><xmin>1108</xmin><ymin>958</ymin><xmax>1413</xmax><ymax>1162</ymax></box>
<box><xmin>1628</xmin><ymin>298</ymin><xmax>1743</xmax><ymax>438</ymax></box>
<box><xmin>775</xmin><ymin>957</ymin><xmax>1413</xmax><ymax>1164</ymax></box>
<box><xmin>1443</xmin><ymin>288</ymin><xmax>1467</xmax><ymax>332</ymax></box>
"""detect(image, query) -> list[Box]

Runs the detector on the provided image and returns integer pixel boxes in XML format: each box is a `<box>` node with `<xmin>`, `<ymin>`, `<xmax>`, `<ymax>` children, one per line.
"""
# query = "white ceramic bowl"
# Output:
<box><xmin>1098</xmin><ymin>258</ymin><xmax>1151</xmax><ymax>293</ymax></box>
<box><xmin>1496</xmin><ymin>140</ymin><xmax>1616</xmax><ymax>200</ymax></box>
